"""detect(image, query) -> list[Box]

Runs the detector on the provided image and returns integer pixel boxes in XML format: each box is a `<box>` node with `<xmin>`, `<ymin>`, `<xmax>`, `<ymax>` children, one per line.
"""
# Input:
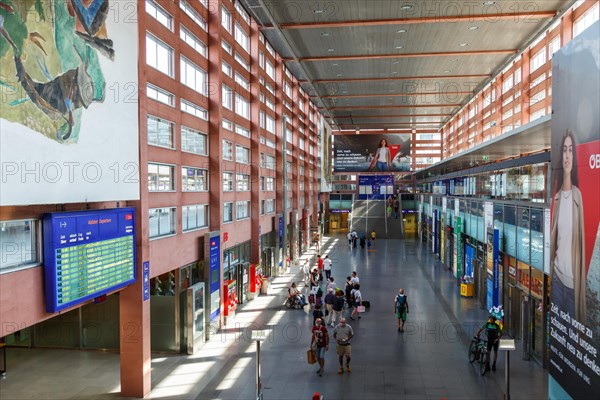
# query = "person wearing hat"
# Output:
<box><xmin>324</xmin><ymin>287</ymin><xmax>336</xmax><ymax>326</ymax></box>
<box><xmin>394</xmin><ymin>288</ymin><xmax>409</xmax><ymax>332</ymax></box>
<box><xmin>476</xmin><ymin>315</ymin><xmax>503</xmax><ymax>371</ymax></box>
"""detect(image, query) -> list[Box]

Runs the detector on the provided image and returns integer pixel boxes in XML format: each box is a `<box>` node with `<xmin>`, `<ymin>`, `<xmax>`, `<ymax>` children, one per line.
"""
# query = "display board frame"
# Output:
<box><xmin>43</xmin><ymin>208</ymin><xmax>137</xmax><ymax>313</ymax></box>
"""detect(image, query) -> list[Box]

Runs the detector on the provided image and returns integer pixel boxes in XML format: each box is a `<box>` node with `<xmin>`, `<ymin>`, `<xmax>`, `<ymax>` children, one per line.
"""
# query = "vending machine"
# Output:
<box><xmin>223</xmin><ymin>279</ymin><xmax>238</xmax><ymax>318</ymax></box>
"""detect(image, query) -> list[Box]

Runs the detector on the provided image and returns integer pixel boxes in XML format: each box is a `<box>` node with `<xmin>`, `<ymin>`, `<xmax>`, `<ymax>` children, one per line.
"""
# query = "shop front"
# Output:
<box><xmin>223</xmin><ymin>241</ymin><xmax>251</xmax><ymax>306</ymax></box>
<box><xmin>328</xmin><ymin>209</ymin><xmax>350</xmax><ymax>231</ymax></box>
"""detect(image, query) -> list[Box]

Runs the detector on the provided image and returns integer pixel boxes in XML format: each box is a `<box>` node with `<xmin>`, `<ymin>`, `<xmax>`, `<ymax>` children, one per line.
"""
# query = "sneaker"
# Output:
<box><xmin>338</xmin><ymin>367</ymin><xmax>343</xmax><ymax>374</ymax></box>
<box><xmin>316</xmin><ymin>369</ymin><xmax>322</xmax><ymax>375</ymax></box>
<box><xmin>397</xmin><ymin>327</ymin><xmax>401</xmax><ymax>332</ymax></box>
<box><xmin>492</xmin><ymin>363</ymin><xmax>496</xmax><ymax>371</ymax></box>
<box><xmin>358</xmin><ymin>315</ymin><xmax>361</xmax><ymax>319</ymax></box>
<box><xmin>318</xmin><ymin>369</ymin><xmax>324</xmax><ymax>377</ymax></box>
<box><xmin>485</xmin><ymin>363</ymin><xmax>491</xmax><ymax>372</ymax></box>
<box><xmin>346</xmin><ymin>366</ymin><xmax>351</xmax><ymax>373</ymax></box>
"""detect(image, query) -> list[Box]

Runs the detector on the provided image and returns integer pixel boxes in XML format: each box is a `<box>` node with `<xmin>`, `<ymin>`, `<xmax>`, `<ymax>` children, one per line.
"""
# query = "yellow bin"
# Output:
<box><xmin>460</xmin><ymin>283</ymin><xmax>475</xmax><ymax>297</ymax></box>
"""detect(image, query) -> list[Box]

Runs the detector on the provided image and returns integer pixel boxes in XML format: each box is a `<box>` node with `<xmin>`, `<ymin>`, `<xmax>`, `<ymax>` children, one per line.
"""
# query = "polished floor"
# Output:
<box><xmin>0</xmin><ymin>236</ymin><xmax>547</xmax><ymax>399</ymax></box>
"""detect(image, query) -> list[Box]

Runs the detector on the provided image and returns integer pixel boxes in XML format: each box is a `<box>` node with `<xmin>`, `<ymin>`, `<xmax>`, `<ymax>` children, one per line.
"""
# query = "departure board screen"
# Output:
<box><xmin>43</xmin><ymin>208</ymin><xmax>136</xmax><ymax>313</ymax></box>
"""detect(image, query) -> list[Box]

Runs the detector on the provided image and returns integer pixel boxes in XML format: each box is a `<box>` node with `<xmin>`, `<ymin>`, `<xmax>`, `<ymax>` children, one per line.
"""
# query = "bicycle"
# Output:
<box><xmin>468</xmin><ymin>336</ymin><xmax>489</xmax><ymax>376</ymax></box>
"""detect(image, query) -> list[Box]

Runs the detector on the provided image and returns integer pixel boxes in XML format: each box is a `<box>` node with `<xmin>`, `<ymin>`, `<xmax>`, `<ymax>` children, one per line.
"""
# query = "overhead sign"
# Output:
<box><xmin>333</xmin><ymin>134</ymin><xmax>411</xmax><ymax>172</ymax></box>
<box><xmin>43</xmin><ymin>208</ymin><xmax>136</xmax><ymax>313</ymax></box>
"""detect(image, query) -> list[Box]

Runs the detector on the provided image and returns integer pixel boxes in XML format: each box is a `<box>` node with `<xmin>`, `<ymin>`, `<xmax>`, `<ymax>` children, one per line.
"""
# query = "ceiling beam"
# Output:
<box><xmin>312</xmin><ymin>74</ymin><xmax>491</xmax><ymax>84</ymax></box>
<box><xmin>317</xmin><ymin>92</ymin><xmax>472</xmax><ymax>99</ymax></box>
<box><xmin>335</xmin><ymin>114</ymin><xmax>452</xmax><ymax>119</ymax></box>
<box><xmin>287</xmin><ymin>50</ymin><xmax>516</xmax><ymax>63</ymax></box>
<box><xmin>334</xmin><ymin>129</ymin><xmax>439</xmax><ymax>135</ymax></box>
<box><xmin>263</xmin><ymin>12</ymin><xmax>556</xmax><ymax>30</ymax></box>
<box><xmin>325</xmin><ymin>104</ymin><xmax>461</xmax><ymax>110</ymax></box>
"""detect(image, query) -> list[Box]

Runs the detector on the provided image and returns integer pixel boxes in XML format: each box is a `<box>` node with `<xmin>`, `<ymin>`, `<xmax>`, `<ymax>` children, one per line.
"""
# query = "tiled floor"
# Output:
<box><xmin>0</xmin><ymin>236</ymin><xmax>548</xmax><ymax>399</ymax></box>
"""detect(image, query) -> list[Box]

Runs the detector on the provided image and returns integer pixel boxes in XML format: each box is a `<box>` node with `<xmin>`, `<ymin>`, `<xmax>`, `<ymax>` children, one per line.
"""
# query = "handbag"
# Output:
<box><xmin>307</xmin><ymin>349</ymin><xmax>317</xmax><ymax>364</ymax></box>
<box><xmin>357</xmin><ymin>305</ymin><xmax>366</xmax><ymax>313</ymax></box>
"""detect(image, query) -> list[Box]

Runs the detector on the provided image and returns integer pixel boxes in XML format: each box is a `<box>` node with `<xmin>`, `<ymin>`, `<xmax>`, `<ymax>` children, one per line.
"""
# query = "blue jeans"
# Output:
<box><xmin>377</xmin><ymin>161</ymin><xmax>388</xmax><ymax>171</ymax></box>
<box><xmin>551</xmin><ymin>273</ymin><xmax>575</xmax><ymax>318</ymax></box>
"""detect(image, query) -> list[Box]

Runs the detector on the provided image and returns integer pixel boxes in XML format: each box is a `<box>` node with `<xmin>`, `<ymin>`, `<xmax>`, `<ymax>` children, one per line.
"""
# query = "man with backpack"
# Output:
<box><xmin>394</xmin><ymin>288</ymin><xmax>409</xmax><ymax>332</ymax></box>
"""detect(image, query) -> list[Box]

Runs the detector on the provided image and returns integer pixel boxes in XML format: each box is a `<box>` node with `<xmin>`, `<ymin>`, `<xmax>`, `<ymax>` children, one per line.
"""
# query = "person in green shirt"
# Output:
<box><xmin>476</xmin><ymin>315</ymin><xmax>503</xmax><ymax>371</ymax></box>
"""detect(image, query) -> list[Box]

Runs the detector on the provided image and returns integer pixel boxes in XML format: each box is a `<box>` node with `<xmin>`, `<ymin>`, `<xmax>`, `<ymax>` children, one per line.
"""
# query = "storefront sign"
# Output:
<box><xmin>492</xmin><ymin>229</ymin><xmax>500</xmax><ymax>307</ymax></box>
<box><xmin>484</xmin><ymin>201</ymin><xmax>493</xmax><ymax>231</ymax></box>
<box><xmin>330</xmin><ymin>209</ymin><xmax>351</xmax><ymax>213</ymax></box>
<box><xmin>455</xmin><ymin>217</ymin><xmax>462</xmax><ymax>279</ymax></box>
<box><xmin>549</xmin><ymin>21</ymin><xmax>600</xmax><ymax>399</ymax></box>
<box><xmin>278</xmin><ymin>215</ymin><xmax>283</xmax><ymax>249</ymax></box>
<box><xmin>465</xmin><ymin>244</ymin><xmax>475</xmax><ymax>278</ymax></box>
<box><xmin>433</xmin><ymin>209</ymin><xmax>437</xmax><ymax>254</ymax></box>
<box><xmin>543</xmin><ymin>208</ymin><xmax>551</xmax><ymax>275</ymax></box>
<box><xmin>454</xmin><ymin>198</ymin><xmax>460</xmax><ymax>218</ymax></box>
<box><xmin>209</xmin><ymin>234</ymin><xmax>221</xmax><ymax>320</ymax></box>
<box><xmin>143</xmin><ymin>261</ymin><xmax>150</xmax><ymax>302</ymax></box>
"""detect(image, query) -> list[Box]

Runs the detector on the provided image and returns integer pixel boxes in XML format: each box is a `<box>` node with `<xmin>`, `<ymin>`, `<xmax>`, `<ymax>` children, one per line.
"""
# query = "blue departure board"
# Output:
<box><xmin>43</xmin><ymin>208</ymin><xmax>137</xmax><ymax>313</ymax></box>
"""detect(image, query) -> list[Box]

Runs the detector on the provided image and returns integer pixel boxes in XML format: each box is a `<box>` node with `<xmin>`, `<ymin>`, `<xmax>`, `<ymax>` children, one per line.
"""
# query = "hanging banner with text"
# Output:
<box><xmin>548</xmin><ymin>20</ymin><xmax>600</xmax><ymax>400</ymax></box>
<box><xmin>333</xmin><ymin>134</ymin><xmax>411</xmax><ymax>172</ymax></box>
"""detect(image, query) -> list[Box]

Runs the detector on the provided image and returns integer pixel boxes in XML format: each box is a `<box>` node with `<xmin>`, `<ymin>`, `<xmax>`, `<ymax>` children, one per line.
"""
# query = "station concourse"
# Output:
<box><xmin>1</xmin><ymin>236</ymin><xmax>548</xmax><ymax>400</ymax></box>
<box><xmin>0</xmin><ymin>1</ymin><xmax>599</xmax><ymax>400</ymax></box>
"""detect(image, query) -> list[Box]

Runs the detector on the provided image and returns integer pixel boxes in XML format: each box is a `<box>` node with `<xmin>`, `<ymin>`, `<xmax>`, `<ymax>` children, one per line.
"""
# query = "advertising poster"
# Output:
<box><xmin>0</xmin><ymin>1</ymin><xmax>139</xmax><ymax>205</ymax></box>
<box><xmin>548</xmin><ymin>21</ymin><xmax>600</xmax><ymax>400</ymax></box>
<box><xmin>333</xmin><ymin>134</ymin><xmax>411</xmax><ymax>172</ymax></box>
<box><xmin>209</xmin><ymin>235</ymin><xmax>221</xmax><ymax>321</ymax></box>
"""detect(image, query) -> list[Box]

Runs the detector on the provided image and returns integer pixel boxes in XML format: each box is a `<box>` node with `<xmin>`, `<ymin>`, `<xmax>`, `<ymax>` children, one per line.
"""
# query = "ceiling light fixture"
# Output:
<box><xmin>336</xmin><ymin>74</ymin><xmax>343</xmax><ymax>77</ymax></box>
<box><xmin>444</xmin><ymin>70</ymin><xmax>452</xmax><ymax>73</ymax></box>
<box><xmin>468</xmin><ymin>26</ymin><xmax>479</xmax><ymax>30</ymax></box>
<box><xmin>320</xmin><ymin>32</ymin><xmax>331</xmax><ymax>36</ymax></box>
<box><xmin>397</xmin><ymin>29</ymin><xmax>407</xmax><ymax>33</ymax></box>
<box><xmin>401</xmin><ymin>5</ymin><xmax>413</xmax><ymax>10</ymax></box>
<box><xmin>313</xmin><ymin>9</ymin><xmax>324</xmax><ymax>14</ymax></box>
<box><xmin>332</xmin><ymin>63</ymin><xmax>339</xmax><ymax>66</ymax></box>
<box><xmin>327</xmin><ymin>48</ymin><xmax>335</xmax><ymax>52</ymax></box>
<box><xmin>392</xmin><ymin>72</ymin><xmax>398</xmax><ymax>74</ymax></box>
<box><xmin>482</xmin><ymin>1</ymin><xmax>496</xmax><ymax>5</ymax></box>
<box><xmin>393</xmin><ymin>61</ymin><xmax>401</xmax><ymax>64</ymax></box>
<box><xmin>395</xmin><ymin>45</ymin><xmax>404</xmax><ymax>49</ymax></box>
<box><xmin>459</xmin><ymin>43</ymin><xmax>469</xmax><ymax>47</ymax></box>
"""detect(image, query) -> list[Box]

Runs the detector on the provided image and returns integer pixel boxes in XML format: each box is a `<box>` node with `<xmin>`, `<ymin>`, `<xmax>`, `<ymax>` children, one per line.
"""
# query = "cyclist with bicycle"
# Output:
<box><xmin>475</xmin><ymin>315</ymin><xmax>502</xmax><ymax>372</ymax></box>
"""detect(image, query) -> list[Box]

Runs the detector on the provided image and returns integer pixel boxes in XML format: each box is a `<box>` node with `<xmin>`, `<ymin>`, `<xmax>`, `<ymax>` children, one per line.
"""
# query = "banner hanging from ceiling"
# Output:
<box><xmin>333</xmin><ymin>134</ymin><xmax>411</xmax><ymax>172</ymax></box>
<box><xmin>548</xmin><ymin>20</ymin><xmax>600</xmax><ymax>400</ymax></box>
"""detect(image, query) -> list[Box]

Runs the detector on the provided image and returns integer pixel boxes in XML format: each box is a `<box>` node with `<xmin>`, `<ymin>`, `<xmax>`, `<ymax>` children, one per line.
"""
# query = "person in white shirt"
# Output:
<box><xmin>350</xmin><ymin>284</ymin><xmax>363</xmax><ymax>320</ymax></box>
<box><xmin>350</xmin><ymin>271</ymin><xmax>359</xmax><ymax>285</ymax></box>
<box><xmin>373</xmin><ymin>139</ymin><xmax>391</xmax><ymax>171</ymax></box>
<box><xmin>323</xmin><ymin>255</ymin><xmax>333</xmax><ymax>280</ymax></box>
<box><xmin>347</xmin><ymin>232</ymin><xmax>352</xmax><ymax>247</ymax></box>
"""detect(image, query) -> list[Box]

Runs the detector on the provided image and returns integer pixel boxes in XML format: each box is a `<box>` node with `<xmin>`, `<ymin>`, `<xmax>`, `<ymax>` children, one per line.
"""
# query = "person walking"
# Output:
<box><xmin>312</xmin><ymin>304</ymin><xmax>324</xmax><ymax>326</ymax></box>
<box><xmin>350</xmin><ymin>271</ymin><xmax>360</xmax><ymax>286</ymax></box>
<box><xmin>324</xmin><ymin>288</ymin><xmax>335</xmax><ymax>326</ymax></box>
<box><xmin>393</xmin><ymin>196</ymin><xmax>400</xmax><ymax>219</ymax></box>
<box><xmin>330</xmin><ymin>291</ymin><xmax>344</xmax><ymax>327</ymax></box>
<box><xmin>317</xmin><ymin>255</ymin><xmax>324</xmax><ymax>282</ymax></box>
<box><xmin>333</xmin><ymin>318</ymin><xmax>354</xmax><ymax>374</ymax></box>
<box><xmin>371</xmin><ymin>229</ymin><xmax>376</xmax><ymax>242</ymax></box>
<box><xmin>344</xmin><ymin>276</ymin><xmax>353</xmax><ymax>310</ymax></box>
<box><xmin>350</xmin><ymin>284</ymin><xmax>363</xmax><ymax>320</ymax></box>
<box><xmin>326</xmin><ymin>277</ymin><xmax>336</xmax><ymax>294</ymax></box>
<box><xmin>347</xmin><ymin>232</ymin><xmax>352</xmax><ymax>247</ymax></box>
<box><xmin>311</xmin><ymin>318</ymin><xmax>329</xmax><ymax>376</ymax></box>
<box><xmin>323</xmin><ymin>255</ymin><xmax>332</xmax><ymax>280</ymax></box>
<box><xmin>351</xmin><ymin>230</ymin><xmax>358</xmax><ymax>248</ymax></box>
<box><xmin>394</xmin><ymin>288</ymin><xmax>409</xmax><ymax>332</ymax></box>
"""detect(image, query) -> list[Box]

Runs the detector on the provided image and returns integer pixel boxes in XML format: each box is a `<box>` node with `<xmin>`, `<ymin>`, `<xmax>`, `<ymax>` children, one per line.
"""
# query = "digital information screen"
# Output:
<box><xmin>43</xmin><ymin>208</ymin><xmax>137</xmax><ymax>313</ymax></box>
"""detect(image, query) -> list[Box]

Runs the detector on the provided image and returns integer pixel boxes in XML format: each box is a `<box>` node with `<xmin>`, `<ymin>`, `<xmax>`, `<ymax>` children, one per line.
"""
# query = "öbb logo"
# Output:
<box><xmin>589</xmin><ymin>154</ymin><xmax>600</xmax><ymax>169</ymax></box>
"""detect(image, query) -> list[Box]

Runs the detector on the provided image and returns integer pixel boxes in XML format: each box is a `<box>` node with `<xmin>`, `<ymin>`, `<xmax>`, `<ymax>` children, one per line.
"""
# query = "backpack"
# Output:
<box><xmin>395</xmin><ymin>295</ymin><xmax>406</xmax><ymax>313</ymax></box>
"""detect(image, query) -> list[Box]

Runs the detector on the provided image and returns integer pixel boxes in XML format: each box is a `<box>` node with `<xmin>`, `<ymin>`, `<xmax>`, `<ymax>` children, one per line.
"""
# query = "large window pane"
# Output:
<box><xmin>516</xmin><ymin>207</ymin><xmax>530</xmax><ymax>264</ymax></box>
<box><xmin>0</xmin><ymin>220</ymin><xmax>38</xmax><ymax>272</ymax></box>
<box><xmin>149</xmin><ymin>208</ymin><xmax>176</xmax><ymax>238</ymax></box>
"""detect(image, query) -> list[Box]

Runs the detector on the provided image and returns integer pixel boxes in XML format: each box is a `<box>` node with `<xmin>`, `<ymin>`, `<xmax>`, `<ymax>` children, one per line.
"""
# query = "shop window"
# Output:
<box><xmin>0</xmin><ymin>220</ymin><xmax>39</xmax><ymax>273</ymax></box>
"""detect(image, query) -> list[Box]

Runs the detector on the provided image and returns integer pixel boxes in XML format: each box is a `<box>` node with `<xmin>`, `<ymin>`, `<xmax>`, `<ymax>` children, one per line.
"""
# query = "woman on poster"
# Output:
<box><xmin>550</xmin><ymin>130</ymin><xmax>587</xmax><ymax>323</ymax></box>
<box><xmin>370</xmin><ymin>139</ymin><xmax>391</xmax><ymax>171</ymax></box>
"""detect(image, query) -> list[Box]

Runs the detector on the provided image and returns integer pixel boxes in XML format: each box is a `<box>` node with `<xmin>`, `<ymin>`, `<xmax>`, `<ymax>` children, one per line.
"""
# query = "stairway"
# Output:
<box><xmin>349</xmin><ymin>200</ymin><xmax>403</xmax><ymax>239</ymax></box>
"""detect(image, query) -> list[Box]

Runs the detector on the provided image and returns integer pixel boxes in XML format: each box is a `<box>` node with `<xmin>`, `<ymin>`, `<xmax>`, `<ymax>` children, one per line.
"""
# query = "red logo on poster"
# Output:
<box><xmin>125</xmin><ymin>214</ymin><xmax>133</xmax><ymax>220</ymax></box>
<box><xmin>223</xmin><ymin>232</ymin><xmax>229</xmax><ymax>242</ymax></box>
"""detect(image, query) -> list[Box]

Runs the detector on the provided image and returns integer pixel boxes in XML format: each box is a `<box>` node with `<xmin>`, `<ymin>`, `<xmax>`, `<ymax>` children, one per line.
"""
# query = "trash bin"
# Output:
<box><xmin>261</xmin><ymin>277</ymin><xmax>270</xmax><ymax>295</ymax></box>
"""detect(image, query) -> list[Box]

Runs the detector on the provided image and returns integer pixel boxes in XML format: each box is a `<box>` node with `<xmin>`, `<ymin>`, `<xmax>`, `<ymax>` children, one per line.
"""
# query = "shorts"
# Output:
<box><xmin>315</xmin><ymin>346</ymin><xmax>326</xmax><ymax>359</ymax></box>
<box><xmin>336</xmin><ymin>343</ymin><xmax>352</xmax><ymax>357</ymax></box>
<box><xmin>395</xmin><ymin>309</ymin><xmax>407</xmax><ymax>321</ymax></box>
<box><xmin>354</xmin><ymin>302</ymin><xmax>361</xmax><ymax>308</ymax></box>
<box><xmin>487</xmin><ymin>339</ymin><xmax>499</xmax><ymax>352</ymax></box>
